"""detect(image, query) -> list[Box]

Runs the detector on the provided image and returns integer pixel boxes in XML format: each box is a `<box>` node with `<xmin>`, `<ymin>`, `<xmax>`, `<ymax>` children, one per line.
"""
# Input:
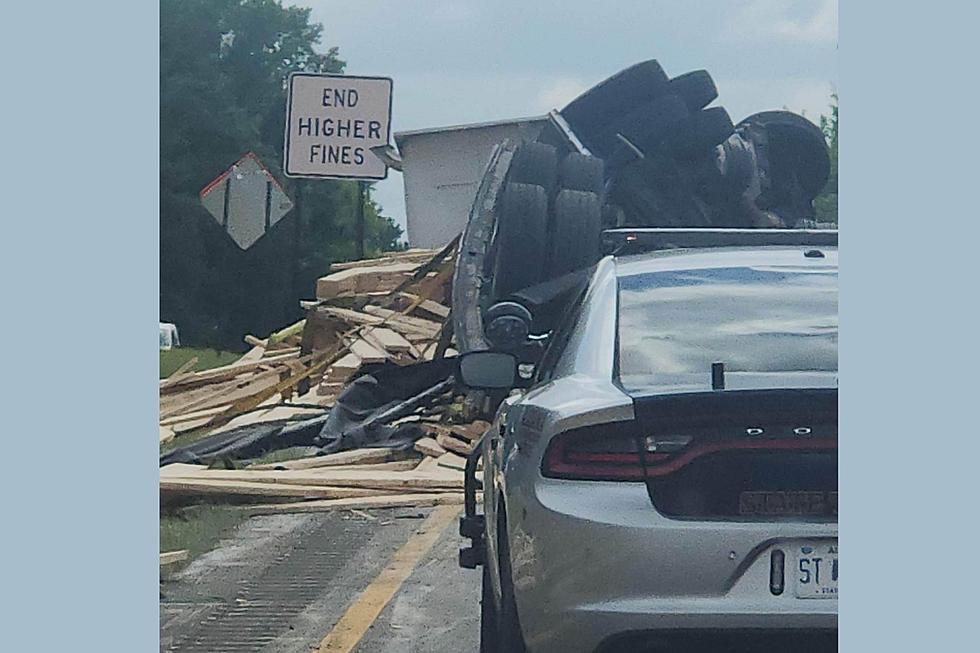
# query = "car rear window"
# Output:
<box><xmin>617</xmin><ymin>265</ymin><xmax>838</xmax><ymax>388</ymax></box>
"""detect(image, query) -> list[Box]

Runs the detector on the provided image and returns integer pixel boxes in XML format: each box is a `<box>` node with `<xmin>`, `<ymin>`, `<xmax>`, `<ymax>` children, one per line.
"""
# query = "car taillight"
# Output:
<box><xmin>542</xmin><ymin>424</ymin><xmax>835</xmax><ymax>481</ymax></box>
<box><xmin>542</xmin><ymin>427</ymin><xmax>693</xmax><ymax>481</ymax></box>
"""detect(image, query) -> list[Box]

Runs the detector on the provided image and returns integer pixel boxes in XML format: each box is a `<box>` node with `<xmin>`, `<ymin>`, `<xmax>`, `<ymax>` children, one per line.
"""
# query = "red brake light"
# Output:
<box><xmin>542</xmin><ymin>424</ymin><xmax>836</xmax><ymax>481</ymax></box>
<box><xmin>542</xmin><ymin>426</ymin><xmax>669</xmax><ymax>481</ymax></box>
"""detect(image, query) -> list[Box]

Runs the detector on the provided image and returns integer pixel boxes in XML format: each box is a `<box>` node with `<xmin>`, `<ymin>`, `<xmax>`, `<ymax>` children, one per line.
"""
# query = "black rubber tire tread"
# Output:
<box><xmin>549</xmin><ymin>189</ymin><xmax>602</xmax><ymax>278</ymax></box>
<box><xmin>480</xmin><ymin>564</ymin><xmax>499</xmax><ymax>653</ymax></box>
<box><xmin>668</xmin><ymin>106</ymin><xmax>735</xmax><ymax>158</ymax></box>
<box><xmin>507</xmin><ymin>142</ymin><xmax>558</xmax><ymax>198</ymax></box>
<box><xmin>668</xmin><ymin>69</ymin><xmax>718</xmax><ymax>111</ymax></box>
<box><xmin>592</xmin><ymin>94</ymin><xmax>689</xmax><ymax>156</ymax></box>
<box><xmin>491</xmin><ymin>182</ymin><xmax>549</xmax><ymax>300</ymax></box>
<box><xmin>496</xmin><ymin>510</ymin><xmax>528</xmax><ymax>653</ymax></box>
<box><xmin>560</xmin><ymin>59</ymin><xmax>670</xmax><ymax>142</ymax></box>
<box><xmin>738</xmin><ymin>110</ymin><xmax>830</xmax><ymax>195</ymax></box>
<box><xmin>558</xmin><ymin>153</ymin><xmax>605</xmax><ymax>194</ymax></box>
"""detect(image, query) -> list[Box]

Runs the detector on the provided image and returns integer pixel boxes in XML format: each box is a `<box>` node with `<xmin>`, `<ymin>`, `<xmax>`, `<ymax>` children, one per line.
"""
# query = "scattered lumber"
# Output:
<box><xmin>248</xmin><ymin>447</ymin><xmax>398</xmax><ymax>471</ymax></box>
<box><xmin>435</xmin><ymin>431</ymin><xmax>475</xmax><ymax>457</ymax></box>
<box><xmin>159</xmin><ymin>241</ymin><xmax>495</xmax><ymax>513</ymax></box>
<box><xmin>160</xmin><ymin>477</ymin><xmax>384</xmax><ymax>500</ymax></box>
<box><xmin>414</xmin><ymin>437</ymin><xmax>446</xmax><ymax>458</ymax></box>
<box><xmin>435</xmin><ymin>452</ymin><xmax>467</xmax><ymax>472</ymax></box>
<box><xmin>316</xmin><ymin>262</ymin><xmax>419</xmax><ymax>300</ymax></box>
<box><xmin>246</xmin><ymin>492</ymin><xmax>466</xmax><ymax>515</ymax></box>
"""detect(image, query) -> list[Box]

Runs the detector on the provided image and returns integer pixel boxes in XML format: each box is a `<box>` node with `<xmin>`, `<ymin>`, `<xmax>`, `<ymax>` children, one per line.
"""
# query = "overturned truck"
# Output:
<box><xmin>452</xmin><ymin>59</ymin><xmax>831</xmax><ymax>356</ymax></box>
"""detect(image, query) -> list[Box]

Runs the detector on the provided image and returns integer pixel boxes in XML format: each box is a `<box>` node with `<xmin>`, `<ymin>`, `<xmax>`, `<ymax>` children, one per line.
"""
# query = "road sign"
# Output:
<box><xmin>199</xmin><ymin>152</ymin><xmax>294</xmax><ymax>250</ymax></box>
<box><xmin>283</xmin><ymin>73</ymin><xmax>393</xmax><ymax>180</ymax></box>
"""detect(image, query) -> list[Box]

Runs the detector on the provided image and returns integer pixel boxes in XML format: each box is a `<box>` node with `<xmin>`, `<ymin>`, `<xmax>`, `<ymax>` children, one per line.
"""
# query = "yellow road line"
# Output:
<box><xmin>317</xmin><ymin>504</ymin><xmax>461</xmax><ymax>653</ymax></box>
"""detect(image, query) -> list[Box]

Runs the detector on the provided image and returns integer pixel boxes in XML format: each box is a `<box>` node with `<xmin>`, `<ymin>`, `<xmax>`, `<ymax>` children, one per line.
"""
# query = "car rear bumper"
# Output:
<box><xmin>506</xmin><ymin>479</ymin><xmax>837</xmax><ymax>653</ymax></box>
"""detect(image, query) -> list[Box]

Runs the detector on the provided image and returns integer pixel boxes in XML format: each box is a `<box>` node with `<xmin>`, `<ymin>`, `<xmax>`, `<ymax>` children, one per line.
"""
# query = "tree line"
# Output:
<box><xmin>161</xmin><ymin>0</ymin><xmax>402</xmax><ymax>350</ymax></box>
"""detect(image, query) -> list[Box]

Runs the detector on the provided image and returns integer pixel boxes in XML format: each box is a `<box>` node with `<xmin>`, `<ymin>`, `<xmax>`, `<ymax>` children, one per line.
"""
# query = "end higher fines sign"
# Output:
<box><xmin>283</xmin><ymin>73</ymin><xmax>393</xmax><ymax>180</ymax></box>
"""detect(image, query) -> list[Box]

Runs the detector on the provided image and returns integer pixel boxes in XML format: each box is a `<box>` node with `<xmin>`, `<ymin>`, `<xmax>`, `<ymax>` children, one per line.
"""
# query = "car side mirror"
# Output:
<box><xmin>457</xmin><ymin>351</ymin><xmax>518</xmax><ymax>389</ymax></box>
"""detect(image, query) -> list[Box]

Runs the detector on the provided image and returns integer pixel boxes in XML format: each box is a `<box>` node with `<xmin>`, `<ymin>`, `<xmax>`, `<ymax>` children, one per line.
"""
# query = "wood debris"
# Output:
<box><xmin>160</xmin><ymin>237</ymin><xmax>492</xmax><ymax>512</ymax></box>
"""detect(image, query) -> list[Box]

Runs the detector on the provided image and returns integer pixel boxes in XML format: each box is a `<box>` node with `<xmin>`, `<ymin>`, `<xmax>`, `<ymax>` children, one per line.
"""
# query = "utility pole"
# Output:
<box><xmin>356</xmin><ymin>180</ymin><xmax>367</xmax><ymax>260</ymax></box>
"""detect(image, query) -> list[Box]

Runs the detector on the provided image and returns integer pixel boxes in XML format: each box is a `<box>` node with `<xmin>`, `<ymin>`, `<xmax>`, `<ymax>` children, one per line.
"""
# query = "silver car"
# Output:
<box><xmin>459</xmin><ymin>234</ymin><xmax>838</xmax><ymax>653</ymax></box>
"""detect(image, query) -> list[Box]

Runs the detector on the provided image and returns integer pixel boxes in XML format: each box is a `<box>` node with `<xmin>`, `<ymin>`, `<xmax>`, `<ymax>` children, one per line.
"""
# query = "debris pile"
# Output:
<box><xmin>160</xmin><ymin>236</ymin><xmax>488</xmax><ymax>512</ymax></box>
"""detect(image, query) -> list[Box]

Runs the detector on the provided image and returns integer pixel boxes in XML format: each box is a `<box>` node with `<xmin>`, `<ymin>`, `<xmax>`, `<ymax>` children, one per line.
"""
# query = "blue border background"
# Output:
<box><xmin>3</xmin><ymin>2</ymin><xmax>979</xmax><ymax>650</ymax></box>
<box><xmin>840</xmin><ymin>2</ymin><xmax>979</xmax><ymax>650</ymax></box>
<box><xmin>3</xmin><ymin>1</ymin><xmax>159</xmax><ymax>649</ymax></box>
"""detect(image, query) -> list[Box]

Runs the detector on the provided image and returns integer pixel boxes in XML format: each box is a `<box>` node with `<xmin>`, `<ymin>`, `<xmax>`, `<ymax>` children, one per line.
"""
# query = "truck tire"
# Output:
<box><xmin>738</xmin><ymin>110</ymin><xmax>830</xmax><ymax>196</ymax></box>
<box><xmin>558</xmin><ymin>152</ymin><xmax>605</xmax><ymax>194</ymax></box>
<box><xmin>668</xmin><ymin>106</ymin><xmax>735</xmax><ymax>159</ymax></box>
<box><xmin>549</xmin><ymin>189</ymin><xmax>602</xmax><ymax>278</ymax></box>
<box><xmin>507</xmin><ymin>142</ymin><xmax>558</xmax><ymax>198</ymax></box>
<box><xmin>560</xmin><ymin>59</ymin><xmax>670</xmax><ymax>144</ymax></box>
<box><xmin>593</xmin><ymin>94</ymin><xmax>689</xmax><ymax>156</ymax></box>
<box><xmin>491</xmin><ymin>182</ymin><xmax>548</xmax><ymax>300</ymax></box>
<box><xmin>480</xmin><ymin>564</ymin><xmax>500</xmax><ymax>653</ymax></box>
<box><xmin>668</xmin><ymin>69</ymin><xmax>718</xmax><ymax>112</ymax></box>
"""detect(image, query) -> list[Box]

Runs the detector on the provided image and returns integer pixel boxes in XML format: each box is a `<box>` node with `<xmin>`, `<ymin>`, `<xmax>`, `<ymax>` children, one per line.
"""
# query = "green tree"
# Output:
<box><xmin>160</xmin><ymin>0</ymin><xmax>401</xmax><ymax>349</ymax></box>
<box><xmin>814</xmin><ymin>93</ymin><xmax>838</xmax><ymax>224</ymax></box>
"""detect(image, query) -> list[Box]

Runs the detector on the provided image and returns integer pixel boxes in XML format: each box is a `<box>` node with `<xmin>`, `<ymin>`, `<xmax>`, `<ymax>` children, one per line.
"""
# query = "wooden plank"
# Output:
<box><xmin>160</xmin><ymin>550</ymin><xmax>189</xmax><ymax>566</ymax></box>
<box><xmin>246</xmin><ymin>492</ymin><xmax>465</xmax><ymax>515</ymax></box>
<box><xmin>361</xmin><ymin>306</ymin><xmax>442</xmax><ymax>337</ymax></box>
<box><xmin>160</xmin><ymin>478</ymin><xmax>385</xmax><ymax>500</ymax></box>
<box><xmin>425</xmin><ymin>421</ymin><xmax>489</xmax><ymax>443</ymax></box>
<box><xmin>159</xmin><ymin>367</ymin><xmax>283</xmax><ymax>420</ymax></box>
<box><xmin>435</xmin><ymin>452</ymin><xmax>467</xmax><ymax>472</ymax></box>
<box><xmin>435</xmin><ymin>432</ymin><xmax>474</xmax><ymax>456</ymax></box>
<box><xmin>316</xmin><ymin>262</ymin><xmax>418</xmax><ymax>300</ymax></box>
<box><xmin>201</xmin><ymin>348</ymin><xmax>345</xmax><ymax>431</ymax></box>
<box><xmin>362</xmin><ymin>327</ymin><xmax>413</xmax><ymax>353</ymax></box>
<box><xmin>160</xmin><ymin>356</ymin><xmax>199</xmax><ymax>388</ymax></box>
<box><xmin>163</xmin><ymin>467</ymin><xmax>464</xmax><ymax>491</ymax></box>
<box><xmin>159</xmin><ymin>350</ymin><xmax>300</xmax><ymax>392</ymax></box>
<box><xmin>329</xmin><ymin>249</ymin><xmax>437</xmax><ymax>271</ymax></box>
<box><xmin>244</xmin><ymin>335</ymin><xmax>267</xmax><ymax>348</ymax></box>
<box><xmin>319</xmin><ymin>306</ymin><xmax>385</xmax><ymax>326</ymax></box>
<box><xmin>249</xmin><ymin>448</ymin><xmax>397</xmax><ymax>471</ymax></box>
<box><xmin>160</xmin><ymin>425</ymin><xmax>176</xmax><ymax>445</ymax></box>
<box><xmin>414</xmin><ymin>457</ymin><xmax>440</xmax><ymax>473</ymax></box>
<box><xmin>348</xmin><ymin>338</ymin><xmax>387</xmax><ymax>364</ymax></box>
<box><xmin>413</xmin><ymin>437</ymin><xmax>446</xmax><ymax>457</ymax></box>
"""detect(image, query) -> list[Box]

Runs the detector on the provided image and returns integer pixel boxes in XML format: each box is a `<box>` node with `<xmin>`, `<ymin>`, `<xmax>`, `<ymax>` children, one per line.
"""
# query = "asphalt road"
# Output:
<box><xmin>160</xmin><ymin>506</ymin><xmax>480</xmax><ymax>653</ymax></box>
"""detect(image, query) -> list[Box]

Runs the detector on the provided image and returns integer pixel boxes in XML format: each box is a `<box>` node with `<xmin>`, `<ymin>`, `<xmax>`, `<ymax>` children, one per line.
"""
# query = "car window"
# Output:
<box><xmin>533</xmin><ymin>286</ymin><xmax>589</xmax><ymax>384</ymax></box>
<box><xmin>617</xmin><ymin>265</ymin><xmax>838</xmax><ymax>389</ymax></box>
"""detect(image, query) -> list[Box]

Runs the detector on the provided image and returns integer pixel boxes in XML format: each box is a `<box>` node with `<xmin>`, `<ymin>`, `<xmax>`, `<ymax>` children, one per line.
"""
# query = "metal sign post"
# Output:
<box><xmin>283</xmin><ymin>73</ymin><xmax>394</xmax><ymax>258</ymax></box>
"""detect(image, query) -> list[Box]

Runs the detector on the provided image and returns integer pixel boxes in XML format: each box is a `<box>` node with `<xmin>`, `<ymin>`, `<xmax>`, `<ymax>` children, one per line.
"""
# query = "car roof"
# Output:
<box><xmin>613</xmin><ymin>246</ymin><xmax>838</xmax><ymax>278</ymax></box>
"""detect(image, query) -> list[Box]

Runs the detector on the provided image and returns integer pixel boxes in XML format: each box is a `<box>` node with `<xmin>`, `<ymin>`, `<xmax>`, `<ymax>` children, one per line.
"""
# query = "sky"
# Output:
<box><xmin>297</xmin><ymin>0</ymin><xmax>838</xmax><ymax>239</ymax></box>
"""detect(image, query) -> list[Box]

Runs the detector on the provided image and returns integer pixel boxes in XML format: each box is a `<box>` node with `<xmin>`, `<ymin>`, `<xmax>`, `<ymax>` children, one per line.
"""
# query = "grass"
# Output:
<box><xmin>160</xmin><ymin>504</ymin><xmax>249</xmax><ymax>559</ymax></box>
<box><xmin>160</xmin><ymin>347</ymin><xmax>242</xmax><ymax>379</ymax></box>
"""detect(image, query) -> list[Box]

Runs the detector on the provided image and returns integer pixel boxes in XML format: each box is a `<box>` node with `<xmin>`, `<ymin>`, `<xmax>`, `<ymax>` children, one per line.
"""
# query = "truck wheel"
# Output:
<box><xmin>491</xmin><ymin>182</ymin><xmax>548</xmax><ymax>300</ymax></box>
<box><xmin>561</xmin><ymin>59</ymin><xmax>670</xmax><ymax>145</ymax></box>
<box><xmin>668</xmin><ymin>106</ymin><xmax>735</xmax><ymax>159</ymax></box>
<box><xmin>669</xmin><ymin>69</ymin><xmax>718</xmax><ymax>111</ymax></box>
<box><xmin>480</xmin><ymin>564</ymin><xmax>500</xmax><ymax>653</ymax></box>
<box><xmin>558</xmin><ymin>152</ymin><xmax>605</xmax><ymax>194</ymax></box>
<box><xmin>738</xmin><ymin>110</ymin><xmax>830</xmax><ymax>196</ymax></box>
<box><xmin>508</xmin><ymin>142</ymin><xmax>558</xmax><ymax>198</ymax></box>
<box><xmin>548</xmin><ymin>189</ymin><xmax>602</xmax><ymax>278</ymax></box>
<box><xmin>593</xmin><ymin>94</ymin><xmax>689</xmax><ymax>156</ymax></box>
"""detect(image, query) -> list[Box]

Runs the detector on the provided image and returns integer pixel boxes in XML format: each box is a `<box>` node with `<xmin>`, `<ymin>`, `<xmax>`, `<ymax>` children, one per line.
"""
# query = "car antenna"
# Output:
<box><xmin>711</xmin><ymin>361</ymin><xmax>726</xmax><ymax>390</ymax></box>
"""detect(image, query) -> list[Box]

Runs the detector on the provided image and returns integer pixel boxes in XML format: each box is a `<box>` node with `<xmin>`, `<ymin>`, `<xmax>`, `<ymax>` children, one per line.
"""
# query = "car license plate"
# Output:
<box><xmin>794</xmin><ymin>541</ymin><xmax>838</xmax><ymax>598</ymax></box>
